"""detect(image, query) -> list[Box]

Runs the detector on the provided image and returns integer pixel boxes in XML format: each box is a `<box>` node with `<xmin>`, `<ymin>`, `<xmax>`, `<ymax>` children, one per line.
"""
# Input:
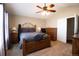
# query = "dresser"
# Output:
<box><xmin>72</xmin><ymin>34</ymin><xmax>79</xmax><ymax>56</ymax></box>
<box><xmin>11</xmin><ymin>32</ymin><xmax>18</xmax><ymax>44</ymax></box>
<box><xmin>41</xmin><ymin>28</ymin><xmax>57</xmax><ymax>41</ymax></box>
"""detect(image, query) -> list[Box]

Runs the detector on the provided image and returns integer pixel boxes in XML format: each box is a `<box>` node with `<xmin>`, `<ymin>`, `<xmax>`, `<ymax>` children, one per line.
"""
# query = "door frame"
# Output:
<box><xmin>3</xmin><ymin>3</ymin><xmax>6</xmax><ymax>56</ymax></box>
<box><xmin>65</xmin><ymin>15</ymin><xmax>78</xmax><ymax>43</ymax></box>
<box><xmin>66</xmin><ymin>17</ymin><xmax>74</xmax><ymax>43</ymax></box>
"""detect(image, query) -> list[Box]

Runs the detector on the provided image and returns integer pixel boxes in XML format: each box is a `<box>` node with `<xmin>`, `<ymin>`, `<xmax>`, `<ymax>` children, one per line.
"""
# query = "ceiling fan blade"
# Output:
<box><xmin>49</xmin><ymin>4</ymin><xmax>55</xmax><ymax>8</ymax></box>
<box><xmin>48</xmin><ymin>10</ymin><xmax>56</xmax><ymax>12</ymax></box>
<box><xmin>36</xmin><ymin>11</ymin><xmax>42</xmax><ymax>13</ymax></box>
<box><xmin>36</xmin><ymin>5</ymin><xmax>43</xmax><ymax>9</ymax></box>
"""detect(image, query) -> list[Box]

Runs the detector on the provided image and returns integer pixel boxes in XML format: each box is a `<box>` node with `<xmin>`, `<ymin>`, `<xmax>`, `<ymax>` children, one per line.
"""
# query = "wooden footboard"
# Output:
<box><xmin>22</xmin><ymin>36</ymin><xmax>51</xmax><ymax>56</ymax></box>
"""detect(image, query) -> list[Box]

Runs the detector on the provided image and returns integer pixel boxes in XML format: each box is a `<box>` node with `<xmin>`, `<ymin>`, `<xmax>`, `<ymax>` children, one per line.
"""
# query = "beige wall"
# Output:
<box><xmin>9</xmin><ymin>5</ymin><xmax>79</xmax><ymax>29</ymax></box>
<box><xmin>46</xmin><ymin>5</ymin><xmax>79</xmax><ymax>28</ymax></box>
<box><xmin>45</xmin><ymin>5</ymin><xmax>79</xmax><ymax>43</ymax></box>
<box><xmin>9</xmin><ymin>15</ymin><xmax>46</xmax><ymax>29</ymax></box>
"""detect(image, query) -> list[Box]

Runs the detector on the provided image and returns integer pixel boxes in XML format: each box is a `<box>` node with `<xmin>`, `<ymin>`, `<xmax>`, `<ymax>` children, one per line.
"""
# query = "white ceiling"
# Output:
<box><xmin>5</xmin><ymin>3</ymin><xmax>79</xmax><ymax>19</ymax></box>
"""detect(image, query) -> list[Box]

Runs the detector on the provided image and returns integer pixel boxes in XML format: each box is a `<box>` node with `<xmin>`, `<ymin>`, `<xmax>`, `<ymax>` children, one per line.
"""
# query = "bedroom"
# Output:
<box><xmin>0</xmin><ymin>3</ymin><xmax>79</xmax><ymax>56</ymax></box>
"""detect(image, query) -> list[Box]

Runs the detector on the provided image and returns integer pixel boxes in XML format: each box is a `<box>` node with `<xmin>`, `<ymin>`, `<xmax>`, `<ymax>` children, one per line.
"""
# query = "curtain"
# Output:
<box><xmin>0</xmin><ymin>4</ymin><xmax>5</xmax><ymax>56</ymax></box>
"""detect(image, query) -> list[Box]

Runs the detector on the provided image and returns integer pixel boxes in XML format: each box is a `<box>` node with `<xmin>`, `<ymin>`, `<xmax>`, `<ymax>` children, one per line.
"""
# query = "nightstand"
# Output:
<box><xmin>11</xmin><ymin>32</ymin><xmax>18</xmax><ymax>44</ymax></box>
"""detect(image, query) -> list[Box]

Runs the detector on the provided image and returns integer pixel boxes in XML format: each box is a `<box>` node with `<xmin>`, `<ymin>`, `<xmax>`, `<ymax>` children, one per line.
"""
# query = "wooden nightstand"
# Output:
<box><xmin>11</xmin><ymin>32</ymin><xmax>18</xmax><ymax>44</ymax></box>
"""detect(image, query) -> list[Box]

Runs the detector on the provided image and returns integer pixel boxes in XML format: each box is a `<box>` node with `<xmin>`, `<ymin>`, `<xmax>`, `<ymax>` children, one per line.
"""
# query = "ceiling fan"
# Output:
<box><xmin>36</xmin><ymin>3</ymin><xmax>56</xmax><ymax>13</ymax></box>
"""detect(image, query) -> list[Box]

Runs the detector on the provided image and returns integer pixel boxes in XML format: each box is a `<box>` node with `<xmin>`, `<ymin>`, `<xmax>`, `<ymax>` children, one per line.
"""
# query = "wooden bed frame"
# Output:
<box><xmin>18</xmin><ymin>23</ymin><xmax>51</xmax><ymax>56</ymax></box>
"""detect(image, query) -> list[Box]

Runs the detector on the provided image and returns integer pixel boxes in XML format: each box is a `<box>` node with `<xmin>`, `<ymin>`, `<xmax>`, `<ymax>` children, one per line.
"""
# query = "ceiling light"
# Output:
<box><xmin>41</xmin><ymin>11</ymin><xmax>50</xmax><ymax>16</ymax></box>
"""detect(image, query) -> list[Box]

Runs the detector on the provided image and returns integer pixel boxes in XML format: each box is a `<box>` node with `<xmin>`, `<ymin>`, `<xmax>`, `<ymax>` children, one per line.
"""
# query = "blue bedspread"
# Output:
<box><xmin>18</xmin><ymin>32</ymin><xmax>48</xmax><ymax>49</ymax></box>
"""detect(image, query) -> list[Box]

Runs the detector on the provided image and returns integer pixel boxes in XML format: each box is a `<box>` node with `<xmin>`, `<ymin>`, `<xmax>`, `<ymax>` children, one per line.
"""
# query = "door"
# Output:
<box><xmin>67</xmin><ymin>17</ymin><xmax>74</xmax><ymax>43</ymax></box>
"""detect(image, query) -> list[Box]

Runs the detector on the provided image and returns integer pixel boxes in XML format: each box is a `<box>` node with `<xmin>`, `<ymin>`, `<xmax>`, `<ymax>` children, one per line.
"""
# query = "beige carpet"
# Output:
<box><xmin>7</xmin><ymin>41</ymin><xmax>72</xmax><ymax>56</ymax></box>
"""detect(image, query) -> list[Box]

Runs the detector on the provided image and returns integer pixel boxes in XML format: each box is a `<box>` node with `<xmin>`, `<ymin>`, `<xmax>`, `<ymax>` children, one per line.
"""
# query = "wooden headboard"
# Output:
<box><xmin>18</xmin><ymin>23</ymin><xmax>36</xmax><ymax>42</ymax></box>
<box><xmin>18</xmin><ymin>23</ymin><xmax>36</xmax><ymax>33</ymax></box>
<box><xmin>22</xmin><ymin>23</ymin><xmax>36</xmax><ymax>28</ymax></box>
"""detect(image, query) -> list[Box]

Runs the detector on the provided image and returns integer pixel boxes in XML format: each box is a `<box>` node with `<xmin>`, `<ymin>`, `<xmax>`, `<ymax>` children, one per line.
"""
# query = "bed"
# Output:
<box><xmin>18</xmin><ymin>23</ymin><xmax>51</xmax><ymax>56</ymax></box>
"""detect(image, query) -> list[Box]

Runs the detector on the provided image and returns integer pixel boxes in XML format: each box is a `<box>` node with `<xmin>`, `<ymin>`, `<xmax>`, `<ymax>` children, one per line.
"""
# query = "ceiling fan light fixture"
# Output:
<box><xmin>49</xmin><ymin>4</ymin><xmax>55</xmax><ymax>8</ymax></box>
<box><xmin>41</xmin><ymin>11</ymin><xmax>50</xmax><ymax>16</ymax></box>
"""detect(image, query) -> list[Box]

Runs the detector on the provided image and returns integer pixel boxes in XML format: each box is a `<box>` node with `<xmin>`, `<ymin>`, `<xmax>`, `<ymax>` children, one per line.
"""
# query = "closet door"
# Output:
<box><xmin>67</xmin><ymin>17</ymin><xmax>74</xmax><ymax>43</ymax></box>
<box><xmin>0</xmin><ymin>4</ymin><xmax>5</xmax><ymax>56</ymax></box>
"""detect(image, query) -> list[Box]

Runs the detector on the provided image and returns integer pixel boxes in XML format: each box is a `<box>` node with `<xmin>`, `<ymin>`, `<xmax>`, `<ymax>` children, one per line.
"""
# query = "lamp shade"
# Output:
<box><xmin>36</xmin><ymin>27</ymin><xmax>41</xmax><ymax>32</ymax></box>
<box><xmin>12</xmin><ymin>27</ymin><xmax>17</xmax><ymax>31</ymax></box>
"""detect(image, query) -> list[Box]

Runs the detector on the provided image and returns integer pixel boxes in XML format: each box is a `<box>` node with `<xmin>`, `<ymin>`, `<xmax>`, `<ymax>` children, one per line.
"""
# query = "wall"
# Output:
<box><xmin>9</xmin><ymin>5</ymin><xmax>79</xmax><ymax>43</ymax></box>
<box><xmin>9</xmin><ymin>15</ymin><xmax>46</xmax><ymax>29</ymax></box>
<box><xmin>46</xmin><ymin>5</ymin><xmax>79</xmax><ymax>43</ymax></box>
<box><xmin>57</xmin><ymin>18</ymin><xmax>67</xmax><ymax>43</ymax></box>
<box><xmin>46</xmin><ymin>5</ymin><xmax>79</xmax><ymax>28</ymax></box>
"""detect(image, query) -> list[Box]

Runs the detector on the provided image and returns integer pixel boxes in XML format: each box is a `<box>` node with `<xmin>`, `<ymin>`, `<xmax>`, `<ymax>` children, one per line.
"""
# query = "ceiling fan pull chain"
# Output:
<box><xmin>44</xmin><ymin>3</ymin><xmax>46</xmax><ymax>7</ymax></box>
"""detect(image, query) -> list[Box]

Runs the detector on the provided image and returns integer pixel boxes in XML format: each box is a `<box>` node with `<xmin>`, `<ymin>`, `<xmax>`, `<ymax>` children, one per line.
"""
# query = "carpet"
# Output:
<box><xmin>7</xmin><ymin>41</ymin><xmax>72</xmax><ymax>56</ymax></box>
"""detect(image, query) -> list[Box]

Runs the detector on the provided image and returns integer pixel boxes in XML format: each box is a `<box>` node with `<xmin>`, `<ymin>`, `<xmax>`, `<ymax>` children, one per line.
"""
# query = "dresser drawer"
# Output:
<box><xmin>11</xmin><ymin>32</ymin><xmax>18</xmax><ymax>44</ymax></box>
<box><xmin>11</xmin><ymin>33</ymin><xmax>17</xmax><ymax>37</ymax></box>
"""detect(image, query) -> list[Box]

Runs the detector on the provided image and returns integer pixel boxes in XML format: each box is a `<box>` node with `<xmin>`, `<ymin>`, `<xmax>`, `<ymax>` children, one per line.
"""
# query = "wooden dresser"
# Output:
<box><xmin>41</xmin><ymin>28</ymin><xmax>57</xmax><ymax>41</ymax></box>
<box><xmin>72</xmin><ymin>34</ymin><xmax>79</xmax><ymax>56</ymax></box>
<box><xmin>11</xmin><ymin>32</ymin><xmax>18</xmax><ymax>44</ymax></box>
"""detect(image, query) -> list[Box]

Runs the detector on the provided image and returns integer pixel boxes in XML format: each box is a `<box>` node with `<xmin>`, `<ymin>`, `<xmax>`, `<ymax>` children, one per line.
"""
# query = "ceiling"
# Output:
<box><xmin>5</xmin><ymin>3</ymin><xmax>79</xmax><ymax>19</ymax></box>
